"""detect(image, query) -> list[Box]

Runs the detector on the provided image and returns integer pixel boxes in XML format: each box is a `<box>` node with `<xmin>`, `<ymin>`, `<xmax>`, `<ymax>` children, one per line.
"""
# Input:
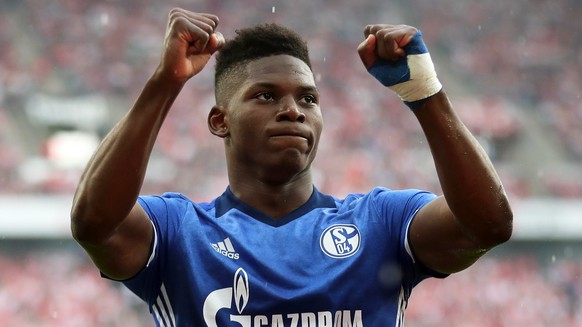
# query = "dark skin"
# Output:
<box><xmin>358</xmin><ymin>26</ymin><xmax>512</xmax><ymax>272</ymax></box>
<box><xmin>208</xmin><ymin>54</ymin><xmax>322</xmax><ymax>218</ymax></box>
<box><xmin>71</xmin><ymin>9</ymin><xmax>512</xmax><ymax>281</ymax></box>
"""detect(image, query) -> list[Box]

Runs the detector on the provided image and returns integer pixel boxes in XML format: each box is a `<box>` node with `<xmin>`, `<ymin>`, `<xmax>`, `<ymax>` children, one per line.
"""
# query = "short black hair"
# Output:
<box><xmin>214</xmin><ymin>23</ymin><xmax>312</xmax><ymax>105</ymax></box>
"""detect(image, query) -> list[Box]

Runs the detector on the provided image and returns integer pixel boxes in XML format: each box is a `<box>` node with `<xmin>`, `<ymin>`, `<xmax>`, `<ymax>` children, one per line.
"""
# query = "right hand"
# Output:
<box><xmin>155</xmin><ymin>8</ymin><xmax>225</xmax><ymax>84</ymax></box>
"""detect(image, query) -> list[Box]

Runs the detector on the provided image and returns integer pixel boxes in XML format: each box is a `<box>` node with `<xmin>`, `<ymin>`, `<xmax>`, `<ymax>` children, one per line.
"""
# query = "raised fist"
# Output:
<box><xmin>357</xmin><ymin>24</ymin><xmax>442</xmax><ymax>110</ymax></box>
<box><xmin>156</xmin><ymin>8</ymin><xmax>225</xmax><ymax>84</ymax></box>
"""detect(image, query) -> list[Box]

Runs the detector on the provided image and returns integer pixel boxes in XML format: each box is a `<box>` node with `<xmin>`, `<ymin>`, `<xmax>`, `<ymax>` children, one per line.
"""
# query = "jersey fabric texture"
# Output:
<box><xmin>122</xmin><ymin>186</ymin><xmax>444</xmax><ymax>327</ymax></box>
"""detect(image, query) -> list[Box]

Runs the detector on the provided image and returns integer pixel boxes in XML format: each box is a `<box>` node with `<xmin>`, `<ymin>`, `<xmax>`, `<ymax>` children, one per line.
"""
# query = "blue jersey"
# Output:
<box><xmin>123</xmin><ymin>186</ymin><xmax>443</xmax><ymax>327</ymax></box>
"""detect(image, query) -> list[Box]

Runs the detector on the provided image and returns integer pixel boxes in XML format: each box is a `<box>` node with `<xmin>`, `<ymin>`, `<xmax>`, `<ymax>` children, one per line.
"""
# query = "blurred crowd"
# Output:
<box><xmin>409</xmin><ymin>0</ymin><xmax>582</xmax><ymax>159</ymax></box>
<box><xmin>0</xmin><ymin>246</ymin><xmax>580</xmax><ymax>327</ymax></box>
<box><xmin>0</xmin><ymin>247</ymin><xmax>150</xmax><ymax>327</ymax></box>
<box><xmin>1</xmin><ymin>1</ymin><xmax>581</xmax><ymax>326</ymax></box>
<box><xmin>407</xmin><ymin>255</ymin><xmax>582</xmax><ymax>327</ymax></box>
<box><xmin>407</xmin><ymin>0</ymin><xmax>582</xmax><ymax>198</ymax></box>
<box><xmin>0</xmin><ymin>0</ymin><xmax>581</xmax><ymax>199</ymax></box>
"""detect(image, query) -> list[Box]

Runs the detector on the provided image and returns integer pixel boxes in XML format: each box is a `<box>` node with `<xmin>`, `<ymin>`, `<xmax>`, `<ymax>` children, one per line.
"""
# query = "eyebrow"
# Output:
<box><xmin>249</xmin><ymin>82</ymin><xmax>319</xmax><ymax>94</ymax></box>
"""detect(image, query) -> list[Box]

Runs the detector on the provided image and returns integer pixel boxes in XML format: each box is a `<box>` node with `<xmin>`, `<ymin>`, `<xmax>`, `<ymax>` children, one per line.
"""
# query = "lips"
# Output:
<box><xmin>271</xmin><ymin>132</ymin><xmax>309</xmax><ymax>140</ymax></box>
<box><xmin>269</xmin><ymin>130</ymin><xmax>310</xmax><ymax>142</ymax></box>
<box><xmin>271</xmin><ymin>133</ymin><xmax>308</xmax><ymax>140</ymax></box>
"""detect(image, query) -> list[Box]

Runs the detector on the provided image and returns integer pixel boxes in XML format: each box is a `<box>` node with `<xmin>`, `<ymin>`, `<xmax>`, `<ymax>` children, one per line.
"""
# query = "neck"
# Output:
<box><xmin>228</xmin><ymin>171</ymin><xmax>314</xmax><ymax>219</ymax></box>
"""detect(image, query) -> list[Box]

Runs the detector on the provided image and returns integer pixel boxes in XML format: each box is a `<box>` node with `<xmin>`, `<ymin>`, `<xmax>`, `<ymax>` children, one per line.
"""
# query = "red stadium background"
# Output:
<box><xmin>0</xmin><ymin>0</ymin><xmax>581</xmax><ymax>326</ymax></box>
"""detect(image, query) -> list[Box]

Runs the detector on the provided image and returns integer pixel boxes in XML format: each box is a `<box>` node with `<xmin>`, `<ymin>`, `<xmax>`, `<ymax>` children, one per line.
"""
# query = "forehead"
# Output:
<box><xmin>243</xmin><ymin>55</ymin><xmax>315</xmax><ymax>86</ymax></box>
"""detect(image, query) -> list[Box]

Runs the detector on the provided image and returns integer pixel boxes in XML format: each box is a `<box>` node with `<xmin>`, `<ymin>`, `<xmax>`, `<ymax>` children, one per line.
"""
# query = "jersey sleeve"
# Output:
<box><xmin>122</xmin><ymin>193</ymin><xmax>189</xmax><ymax>305</ymax></box>
<box><xmin>370</xmin><ymin>188</ymin><xmax>445</xmax><ymax>287</ymax></box>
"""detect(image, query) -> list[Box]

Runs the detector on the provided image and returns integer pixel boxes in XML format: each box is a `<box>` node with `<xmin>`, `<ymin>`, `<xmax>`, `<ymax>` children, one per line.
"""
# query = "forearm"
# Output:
<box><xmin>414</xmin><ymin>91</ymin><xmax>513</xmax><ymax>246</ymax></box>
<box><xmin>71</xmin><ymin>76</ymin><xmax>183</xmax><ymax>243</ymax></box>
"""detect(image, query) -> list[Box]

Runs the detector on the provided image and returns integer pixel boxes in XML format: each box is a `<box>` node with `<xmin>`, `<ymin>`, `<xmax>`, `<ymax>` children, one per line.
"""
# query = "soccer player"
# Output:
<box><xmin>71</xmin><ymin>8</ymin><xmax>513</xmax><ymax>326</ymax></box>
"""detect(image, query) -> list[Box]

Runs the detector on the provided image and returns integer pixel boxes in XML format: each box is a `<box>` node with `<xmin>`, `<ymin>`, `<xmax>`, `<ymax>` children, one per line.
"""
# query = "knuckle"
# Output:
<box><xmin>199</xmin><ymin>22</ymin><xmax>214</xmax><ymax>33</ymax></box>
<box><xmin>201</xmin><ymin>33</ymin><xmax>210</xmax><ymax>42</ymax></box>
<box><xmin>168</xmin><ymin>11</ymin><xmax>183</xmax><ymax>23</ymax></box>
<box><xmin>168</xmin><ymin>8</ymin><xmax>183</xmax><ymax>19</ymax></box>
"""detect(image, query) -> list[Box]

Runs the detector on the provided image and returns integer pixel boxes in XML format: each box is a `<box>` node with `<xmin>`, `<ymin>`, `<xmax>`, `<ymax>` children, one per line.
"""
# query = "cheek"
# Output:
<box><xmin>311</xmin><ymin>112</ymin><xmax>324</xmax><ymax>136</ymax></box>
<box><xmin>230</xmin><ymin>116</ymin><xmax>263</xmax><ymax>145</ymax></box>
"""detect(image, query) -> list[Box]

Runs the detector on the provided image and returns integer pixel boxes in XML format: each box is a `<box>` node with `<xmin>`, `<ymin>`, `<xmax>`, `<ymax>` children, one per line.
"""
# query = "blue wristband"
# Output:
<box><xmin>367</xmin><ymin>31</ymin><xmax>441</xmax><ymax>110</ymax></box>
<box><xmin>368</xmin><ymin>32</ymin><xmax>428</xmax><ymax>87</ymax></box>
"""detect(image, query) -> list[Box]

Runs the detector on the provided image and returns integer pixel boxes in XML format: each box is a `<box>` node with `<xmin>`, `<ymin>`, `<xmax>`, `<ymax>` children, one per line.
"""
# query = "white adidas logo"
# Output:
<box><xmin>210</xmin><ymin>237</ymin><xmax>240</xmax><ymax>260</ymax></box>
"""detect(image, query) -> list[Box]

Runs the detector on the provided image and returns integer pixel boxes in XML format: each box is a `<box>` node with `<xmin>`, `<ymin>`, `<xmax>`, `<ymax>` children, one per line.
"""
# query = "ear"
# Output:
<box><xmin>208</xmin><ymin>105</ymin><xmax>229</xmax><ymax>138</ymax></box>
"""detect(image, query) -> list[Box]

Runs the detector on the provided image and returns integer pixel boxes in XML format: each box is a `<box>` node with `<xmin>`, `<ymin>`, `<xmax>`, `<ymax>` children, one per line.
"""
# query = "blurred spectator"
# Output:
<box><xmin>0</xmin><ymin>246</ymin><xmax>151</xmax><ymax>327</ymax></box>
<box><xmin>0</xmin><ymin>2</ymin><xmax>581</xmax><ymax>325</ymax></box>
<box><xmin>0</xmin><ymin>0</ymin><xmax>579</xmax><ymax>198</ymax></box>
<box><xmin>0</xmin><ymin>246</ymin><xmax>580</xmax><ymax>327</ymax></box>
<box><xmin>406</xmin><ymin>256</ymin><xmax>582</xmax><ymax>327</ymax></box>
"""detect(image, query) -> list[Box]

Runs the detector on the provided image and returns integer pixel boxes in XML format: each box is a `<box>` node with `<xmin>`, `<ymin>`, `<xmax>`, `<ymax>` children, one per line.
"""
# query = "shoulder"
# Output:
<box><xmin>138</xmin><ymin>192</ymin><xmax>187</xmax><ymax>211</ymax></box>
<box><xmin>334</xmin><ymin>187</ymin><xmax>436</xmax><ymax>225</ymax></box>
<box><xmin>137</xmin><ymin>192</ymin><xmax>217</xmax><ymax>219</ymax></box>
<box><xmin>340</xmin><ymin>187</ymin><xmax>436</xmax><ymax>207</ymax></box>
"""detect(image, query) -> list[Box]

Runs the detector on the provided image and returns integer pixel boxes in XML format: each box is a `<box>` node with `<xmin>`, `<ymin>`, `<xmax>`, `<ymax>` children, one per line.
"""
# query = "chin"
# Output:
<box><xmin>264</xmin><ymin>156</ymin><xmax>311</xmax><ymax>181</ymax></box>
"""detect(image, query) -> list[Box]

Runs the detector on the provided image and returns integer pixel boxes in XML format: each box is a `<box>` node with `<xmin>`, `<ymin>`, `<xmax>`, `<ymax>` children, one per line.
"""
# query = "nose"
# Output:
<box><xmin>276</xmin><ymin>97</ymin><xmax>306</xmax><ymax>123</ymax></box>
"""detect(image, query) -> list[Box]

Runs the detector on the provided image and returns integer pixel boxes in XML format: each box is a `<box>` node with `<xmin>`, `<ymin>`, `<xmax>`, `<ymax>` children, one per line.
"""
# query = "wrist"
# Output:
<box><xmin>368</xmin><ymin>31</ymin><xmax>442</xmax><ymax>110</ymax></box>
<box><xmin>151</xmin><ymin>65</ymin><xmax>189</xmax><ymax>92</ymax></box>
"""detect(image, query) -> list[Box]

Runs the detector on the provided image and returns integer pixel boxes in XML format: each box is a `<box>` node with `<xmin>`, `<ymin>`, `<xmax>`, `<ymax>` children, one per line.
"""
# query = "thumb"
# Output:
<box><xmin>207</xmin><ymin>32</ymin><xmax>225</xmax><ymax>54</ymax></box>
<box><xmin>357</xmin><ymin>34</ymin><xmax>377</xmax><ymax>69</ymax></box>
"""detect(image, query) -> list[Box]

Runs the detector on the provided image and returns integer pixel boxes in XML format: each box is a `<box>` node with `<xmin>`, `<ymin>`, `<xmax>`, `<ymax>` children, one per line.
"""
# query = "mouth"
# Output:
<box><xmin>269</xmin><ymin>127</ymin><xmax>310</xmax><ymax>141</ymax></box>
<box><xmin>270</xmin><ymin>133</ymin><xmax>310</xmax><ymax>146</ymax></box>
<box><xmin>266</xmin><ymin>125</ymin><xmax>313</xmax><ymax>147</ymax></box>
<box><xmin>271</xmin><ymin>133</ymin><xmax>308</xmax><ymax>140</ymax></box>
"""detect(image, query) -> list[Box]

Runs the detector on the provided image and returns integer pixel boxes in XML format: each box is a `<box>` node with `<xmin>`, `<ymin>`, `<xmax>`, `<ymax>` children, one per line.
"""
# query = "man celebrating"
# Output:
<box><xmin>71</xmin><ymin>8</ymin><xmax>512</xmax><ymax>326</ymax></box>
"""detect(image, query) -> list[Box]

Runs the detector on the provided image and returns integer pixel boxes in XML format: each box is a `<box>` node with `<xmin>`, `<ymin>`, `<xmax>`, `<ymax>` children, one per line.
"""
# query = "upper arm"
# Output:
<box><xmin>408</xmin><ymin>196</ymin><xmax>491</xmax><ymax>275</ymax></box>
<box><xmin>78</xmin><ymin>202</ymin><xmax>154</xmax><ymax>281</ymax></box>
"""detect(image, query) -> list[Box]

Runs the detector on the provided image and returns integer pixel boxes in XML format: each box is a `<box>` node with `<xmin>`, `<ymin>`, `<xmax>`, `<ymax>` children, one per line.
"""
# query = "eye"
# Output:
<box><xmin>300</xmin><ymin>95</ymin><xmax>318</xmax><ymax>104</ymax></box>
<box><xmin>255</xmin><ymin>92</ymin><xmax>275</xmax><ymax>102</ymax></box>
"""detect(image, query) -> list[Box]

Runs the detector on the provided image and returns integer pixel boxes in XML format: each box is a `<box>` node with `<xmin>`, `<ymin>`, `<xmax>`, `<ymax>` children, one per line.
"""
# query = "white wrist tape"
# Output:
<box><xmin>388</xmin><ymin>52</ymin><xmax>442</xmax><ymax>103</ymax></box>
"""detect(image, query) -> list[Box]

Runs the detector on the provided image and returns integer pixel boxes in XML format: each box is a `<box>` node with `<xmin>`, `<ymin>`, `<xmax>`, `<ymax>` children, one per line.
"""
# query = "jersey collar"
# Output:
<box><xmin>214</xmin><ymin>186</ymin><xmax>337</xmax><ymax>227</ymax></box>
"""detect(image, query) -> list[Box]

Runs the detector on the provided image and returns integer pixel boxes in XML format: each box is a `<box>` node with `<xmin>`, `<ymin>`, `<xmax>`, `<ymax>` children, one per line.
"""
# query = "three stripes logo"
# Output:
<box><xmin>210</xmin><ymin>237</ymin><xmax>240</xmax><ymax>260</ymax></box>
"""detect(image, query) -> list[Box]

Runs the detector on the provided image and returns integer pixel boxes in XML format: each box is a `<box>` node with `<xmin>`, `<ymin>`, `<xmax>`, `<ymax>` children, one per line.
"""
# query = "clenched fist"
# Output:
<box><xmin>357</xmin><ymin>24</ymin><xmax>442</xmax><ymax>110</ymax></box>
<box><xmin>155</xmin><ymin>8</ymin><xmax>225</xmax><ymax>84</ymax></box>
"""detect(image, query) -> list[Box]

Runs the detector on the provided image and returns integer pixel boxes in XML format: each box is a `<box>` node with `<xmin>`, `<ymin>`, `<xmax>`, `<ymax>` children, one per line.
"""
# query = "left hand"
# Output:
<box><xmin>357</xmin><ymin>24</ymin><xmax>442</xmax><ymax>110</ymax></box>
<box><xmin>357</xmin><ymin>24</ymin><xmax>419</xmax><ymax>69</ymax></box>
